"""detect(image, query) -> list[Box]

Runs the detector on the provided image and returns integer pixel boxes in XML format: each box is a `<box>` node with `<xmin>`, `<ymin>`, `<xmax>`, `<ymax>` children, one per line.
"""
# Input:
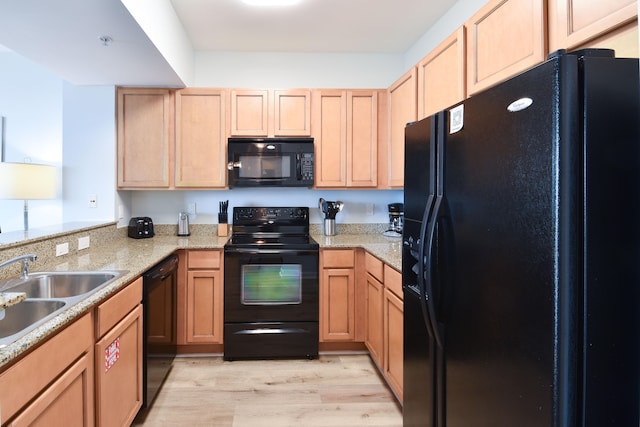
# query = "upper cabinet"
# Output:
<box><xmin>548</xmin><ymin>0</ymin><xmax>638</xmax><ymax>52</ymax></box>
<box><xmin>175</xmin><ymin>89</ymin><xmax>227</xmax><ymax>188</ymax></box>
<box><xmin>465</xmin><ymin>0</ymin><xmax>547</xmax><ymax>95</ymax></box>
<box><xmin>417</xmin><ymin>27</ymin><xmax>466</xmax><ymax>119</ymax></box>
<box><xmin>230</xmin><ymin>89</ymin><xmax>311</xmax><ymax>137</ymax></box>
<box><xmin>386</xmin><ymin>69</ymin><xmax>417</xmax><ymax>189</ymax></box>
<box><xmin>117</xmin><ymin>88</ymin><xmax>173</xmax><ymax>189</ymax></box>
<box><xmin>312</xmin><ymin>90</ymin><xmax>379</xmax><ymax>188</ymax></box>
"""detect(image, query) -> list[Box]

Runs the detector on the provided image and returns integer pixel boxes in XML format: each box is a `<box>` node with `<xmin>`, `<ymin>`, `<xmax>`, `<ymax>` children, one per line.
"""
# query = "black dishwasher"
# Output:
<box><xmin>140</xmin><ymin>254</ymin><xmax>178</xmax><ymax>411</ymax></box>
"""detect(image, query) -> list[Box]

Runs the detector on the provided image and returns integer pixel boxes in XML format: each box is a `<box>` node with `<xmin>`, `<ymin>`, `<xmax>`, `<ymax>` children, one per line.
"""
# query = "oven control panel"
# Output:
<box><xmin>233</xmin><ymin>207</ymin><xmax>309</xmax><ymax>223</ymax></box>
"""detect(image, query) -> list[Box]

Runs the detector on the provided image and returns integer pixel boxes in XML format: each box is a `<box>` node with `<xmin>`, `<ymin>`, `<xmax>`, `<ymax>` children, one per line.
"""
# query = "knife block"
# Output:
<box><xmin>217</xmin><ymin>223</ymin><xmax>228</xmax><ymax>237</ymax></box>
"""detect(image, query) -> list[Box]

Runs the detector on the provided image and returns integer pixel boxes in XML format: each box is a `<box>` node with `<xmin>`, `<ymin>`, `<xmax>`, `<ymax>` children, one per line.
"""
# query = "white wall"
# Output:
<box><xmin>0</xmin><ymin>52</ymin><xmax>63</xmax><ymax>232</ymax></box>
<box><xmin>129</xmin><ymin>189</ymin><xmax>401</xmax><ymax>226</ymax></box>
<box><xmin>195</xmin><ymin>52</ymin><xmax>404</xmax><ymax>88</ymax></box>
<box><xmin>62</xmin><ymin>83</ymin><xmax>116</xmax><ymax>224</ymax></box>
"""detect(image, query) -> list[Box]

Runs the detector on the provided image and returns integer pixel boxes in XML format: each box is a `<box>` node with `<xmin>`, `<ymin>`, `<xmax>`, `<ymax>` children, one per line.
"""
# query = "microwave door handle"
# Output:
<box><xmin>228</xmin><ymin>161</ymin><xmax>242</xmax><ymax>170</ymax></box>
<box><xmin>296</xmin><ymin>154</ymin><xmax>302</xmax><ymax>180</ymax></box>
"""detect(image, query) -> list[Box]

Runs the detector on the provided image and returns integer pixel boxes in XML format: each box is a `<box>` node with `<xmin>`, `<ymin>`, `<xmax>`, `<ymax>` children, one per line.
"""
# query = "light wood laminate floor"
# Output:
<box><xmin>133</xmin><ymin>354</ymin><xmax>403</xmax><ymax>427</ymax></box>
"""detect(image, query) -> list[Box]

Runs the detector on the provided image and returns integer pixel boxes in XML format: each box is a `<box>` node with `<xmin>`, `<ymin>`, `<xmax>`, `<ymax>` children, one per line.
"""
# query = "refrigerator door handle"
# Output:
<box><xmin>418</xmin><ymin>194</ymin><xmax>441</xmax><ymax>347</ymax></box>
<box><xmin>421</xmin><ymin>194</ymin><xmax>444</xmax><ymax>349</ymax></box>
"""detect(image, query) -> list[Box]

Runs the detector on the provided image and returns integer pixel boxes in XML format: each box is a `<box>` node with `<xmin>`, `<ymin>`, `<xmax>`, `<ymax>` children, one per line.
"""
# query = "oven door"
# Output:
<box><xmin>224</xmin><ymin>248</ymin><xmax>319</xmax><ymax>323</ymax></box>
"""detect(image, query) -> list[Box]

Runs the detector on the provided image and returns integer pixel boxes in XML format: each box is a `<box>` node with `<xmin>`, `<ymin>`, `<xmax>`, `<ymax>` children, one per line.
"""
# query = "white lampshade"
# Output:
<box><xmin>0</xmin><ymin>162</ymin><xmax>56</xmax><ymax>200</ymax></box>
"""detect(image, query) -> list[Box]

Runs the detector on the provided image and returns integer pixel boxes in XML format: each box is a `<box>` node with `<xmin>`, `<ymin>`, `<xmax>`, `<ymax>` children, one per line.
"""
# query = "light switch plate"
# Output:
<box><xmin>56</xmin><ymin>242</ymin><xmax>69</xmax><ymax>256</ymax></box>
<box><xmin>78</xmin><ymin>236</ymin><xmax>90</xmax><ymax>250</ymax></box>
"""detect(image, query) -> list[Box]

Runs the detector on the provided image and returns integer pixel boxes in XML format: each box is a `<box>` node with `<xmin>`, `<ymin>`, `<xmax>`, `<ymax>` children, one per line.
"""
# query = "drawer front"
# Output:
<box><xmin>384</xmin><ymin>264</ymin><xmax>402</xmax><ymax>300</ymax></box>
<box><xmin>96</xmin><ymin>277</ymin><xmax>142</xmax><ymax>339</ymax></box>
<box><xmin>365</xmin><ymin>252</ymin><xmax>384</xmax><ymax>282</ymax></box>
<box><xmin>321</xmin><ymin>249</ymin><xmax>355</xmax><ymax>268</ymax></box>
<box><xmin>188</xmin><ymin>250</ymin><xmax>221</xmax><ymax>269</ymax></box>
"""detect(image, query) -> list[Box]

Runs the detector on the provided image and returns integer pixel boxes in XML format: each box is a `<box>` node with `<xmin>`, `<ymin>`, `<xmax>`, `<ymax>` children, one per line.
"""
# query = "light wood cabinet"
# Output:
<box><xmin>382</xmin><ymin>265</ymin><xmax>403</xmax><ymax>402</ymax></box>
<box><xmin>465</xmin><ymin>0</ymin><xmax>546</xmax><ymax>95</ymax></box>
<box><xmin>230</xmin><ymin>89</ymin><xmax>311</xmax><ymax>137</ymax></box>
<box><xmin>312</xmin><ymin>90</ymin><xmax>379</xmax><ymax>188</ymax></box>
<box><xmin>386</xmin><ymin>71</ymin><xmax>416</xmax><ymax>189</ymax></box>
<box><xmin>0</xmin><ymin>314</ymin><xmax>94</xmax><ymax>426</ymax></box>
<box><xmin>184</xmin><ymin>250</ymin><xmax>224</xmax><ymax>344</ymax></box>
<box><xmin>320</xmin><ymin>249</ymin><xmax>356</xmax><ymax>341</ymax></box>
<box><xmin>94</xmin><ymin>277</ymin><xmax>143</xmax><ymax>427</ymax></box>
<box><xmin>175</xmin><ymin>89</ymin><xmax>227</xmax><ymax>188</ymax></box>
<box><xmin>364</xmin><ymin>253</ymin><xmax>384</xmax><ymax>368</ymax></box>
<box><xmin>418</xmin><ymin>27</ymin><xmax>466</xmax><ymax>119</ymax></box>
<box><xmin>572</xmin><ymin>20</ymin><xmax>639</xmax><ymax>58</ymax></box>
<box><xmin>548</xmin><ymin>0</ymin><xmax>637</xmax><ymax>52</ymax></box>
<box><xmin>117</xmin><ymin>88</ymin><xmax>173</xmax><ymax>189</ymax></box>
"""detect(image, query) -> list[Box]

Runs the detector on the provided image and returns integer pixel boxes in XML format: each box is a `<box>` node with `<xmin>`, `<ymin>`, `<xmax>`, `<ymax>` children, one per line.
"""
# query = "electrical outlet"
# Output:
<box><xmin>56</xmin><ymin>242</ymin><xmax>69</xmax><ymax>256</ymax></box>
<box><xmin>366</xmin><ymin>203</ymin><xmax>375</xmax><ymax>216</ymax></box>
<box><xmin>78</xmin><ymin>236</ymin><xmax>90</xmax><ymax>250</ymax></box>
<box><xmin>188</xmin><ymin>203</ymin><xmax>196</xmax><ymax>215</ymax></box>
<box><xmin>88</xmin><ymin>194</ymin><xmax>97</xmax><ymax>208</ymax></box>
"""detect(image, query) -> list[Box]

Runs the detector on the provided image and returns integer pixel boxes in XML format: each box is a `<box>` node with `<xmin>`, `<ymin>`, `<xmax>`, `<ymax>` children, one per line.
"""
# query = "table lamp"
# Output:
<box><xmin>0</xmin><ymin>162</ymin><xmax>56</xmax><ymax>231</ymax></box>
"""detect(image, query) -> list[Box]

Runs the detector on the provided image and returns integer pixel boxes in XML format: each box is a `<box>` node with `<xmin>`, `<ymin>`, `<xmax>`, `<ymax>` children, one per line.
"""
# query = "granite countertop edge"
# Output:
<box><xmin>0</xmin><ymin>232</ymin><xmax>401</xmax><ymax>368</ymax></box>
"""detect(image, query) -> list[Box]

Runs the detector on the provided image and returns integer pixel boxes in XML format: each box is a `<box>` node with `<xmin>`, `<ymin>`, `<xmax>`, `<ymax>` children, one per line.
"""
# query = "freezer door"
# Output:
<box><xmin>404</xmin><ymin>116</ymin><xmax>437</xmax><ymax>222</ymax></box>
<box><xmin>440</xmin><ymin>57</ymin><xmax>571</xmax><ymax>426</ymax></box>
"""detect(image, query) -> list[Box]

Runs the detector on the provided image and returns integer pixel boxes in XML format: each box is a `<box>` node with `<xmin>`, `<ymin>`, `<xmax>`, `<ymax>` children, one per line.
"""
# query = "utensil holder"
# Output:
<box><xmin>324</xmin><ymin>219</ymin><xmax>336</xmax><ymax>236</ymax></box>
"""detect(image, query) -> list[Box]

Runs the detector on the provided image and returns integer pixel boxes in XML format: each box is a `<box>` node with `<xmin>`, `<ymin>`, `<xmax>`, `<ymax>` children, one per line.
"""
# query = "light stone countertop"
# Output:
<box><xmin>0</xmin><ymin>229</ymin><xmax>401</xmax><ymax>368</ymax></box>
<box><xmin>0</xmin><ymin>292</ymin><xmax>26</xmax><ymax>309</ymax></box>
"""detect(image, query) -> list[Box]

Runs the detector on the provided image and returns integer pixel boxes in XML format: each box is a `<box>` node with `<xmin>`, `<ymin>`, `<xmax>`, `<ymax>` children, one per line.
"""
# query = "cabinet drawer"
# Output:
<box><xmin>365</xmin><ymin>252</ymin><xmax>384</xmax><ymax>282</ymax></box>
<box><xmin>188</xmin><ymin>250</ymin><xmax>221</xmax><ymax>269</ymax></box>
<box><xmin>96</xmin><ymin>277</ymin><xmax>142</xmax><ymax>339</ymax></box>
<box><xmin>384</xmin><ymin>265</ymin><xmax>402</xmax><ymax>300</ymax></box>
<box><xmin>322</xmin><ymin>249</ymin><xmax>355</xmax><ymax>268</ymax></box>
<box><xmin>0</xmin><ymin>313</ymin><xmax>92</xmax><ymax>422</ymax></box>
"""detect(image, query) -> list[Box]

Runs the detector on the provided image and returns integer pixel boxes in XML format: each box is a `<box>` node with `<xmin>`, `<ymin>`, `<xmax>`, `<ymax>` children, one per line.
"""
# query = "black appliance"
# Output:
<box><xmin>128</xmin><ymin>217</ymin><xmax>154</xmax><ymax>239</ymax></box>
<box><xmin>224</xmin><ymin>207</ymin><xmax>319</xmax><ymax>360</ymax></box>
<box><xmin>403</xmin><ymin>49</ymin><xmax>639</xmax><ymax>426</ymax></box>
<box><xmin>139</xmin><ymin>254</ymin><xmax>178</xmax><ymax>412</ymax></box>
<box><xmin>227</xmin><ymin>138</ymin><xmax>314</xmax><ymax>188</ymax></box>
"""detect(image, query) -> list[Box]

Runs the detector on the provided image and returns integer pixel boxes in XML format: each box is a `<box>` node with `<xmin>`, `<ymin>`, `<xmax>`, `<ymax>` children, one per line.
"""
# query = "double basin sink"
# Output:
<box><xmin>0</xmin><ymin>271</ymin><xmax>126</xmax><ymax>348</ymax></box>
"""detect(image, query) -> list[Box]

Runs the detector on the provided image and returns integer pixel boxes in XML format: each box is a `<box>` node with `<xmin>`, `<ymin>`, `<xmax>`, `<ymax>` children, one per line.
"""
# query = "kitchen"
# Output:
<box><xmin>1</xmin><ymin>0</ymin><xmax>639</xmax><ymax>426</ymax></box>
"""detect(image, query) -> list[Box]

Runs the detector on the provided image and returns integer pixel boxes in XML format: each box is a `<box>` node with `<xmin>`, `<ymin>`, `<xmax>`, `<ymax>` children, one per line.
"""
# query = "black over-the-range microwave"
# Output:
<box><xmin>227</xmin><ymin>137</ymin><xmax>314</xmax><ymax>188</ymax></box>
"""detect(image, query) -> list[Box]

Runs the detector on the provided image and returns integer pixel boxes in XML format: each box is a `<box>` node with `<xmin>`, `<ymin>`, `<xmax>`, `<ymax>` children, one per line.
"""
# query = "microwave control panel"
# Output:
<box><xmin>300</xmin><ymin>153</ymin><xmax>314</xmax><ymax>182</ymax></box>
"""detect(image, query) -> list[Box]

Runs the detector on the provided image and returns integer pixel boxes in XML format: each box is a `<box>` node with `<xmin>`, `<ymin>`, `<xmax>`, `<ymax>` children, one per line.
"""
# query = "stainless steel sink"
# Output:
<box><xmin>0</xmin><ymin>300</ymin><xmax>68</xmax><ymax>346</ymax></box>
<box><xmin>0</xmin><ymin>270</ymin><xmax>127</xmax><ymax>348</ymax></box>
<box><xmin>6</xmin><ymin>271</ymin><xmax>122</xmax><ymax>299</ymax></box>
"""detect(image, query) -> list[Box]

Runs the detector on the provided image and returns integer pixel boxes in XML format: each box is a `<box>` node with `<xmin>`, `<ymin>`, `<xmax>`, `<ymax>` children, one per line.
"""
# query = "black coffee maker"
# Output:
<box><xmin>384</xmin><ymin>203</ymin><xmax>403</xmax><ymax>237</ymax></box>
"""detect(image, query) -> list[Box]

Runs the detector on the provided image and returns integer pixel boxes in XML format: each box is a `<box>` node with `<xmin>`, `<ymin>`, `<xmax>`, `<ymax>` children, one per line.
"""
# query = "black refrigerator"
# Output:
<box><xmin>403</xmin><ymin>49</ymin><xmax>640</xmax><ymax>427</ymax></box>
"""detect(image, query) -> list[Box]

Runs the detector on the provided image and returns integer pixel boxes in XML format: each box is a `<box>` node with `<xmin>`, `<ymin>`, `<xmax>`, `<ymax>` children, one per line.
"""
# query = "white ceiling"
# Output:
<box><xmin>0</xmin><ymin>0</ymin><xmax>458</xmax><ymax>86</ymax></box>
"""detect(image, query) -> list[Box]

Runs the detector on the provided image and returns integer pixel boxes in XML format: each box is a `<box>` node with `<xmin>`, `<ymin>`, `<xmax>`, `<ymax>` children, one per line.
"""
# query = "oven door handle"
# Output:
<box><xmin>224</xmin><ymin>248</ymin><xmax>318</xmax><ymax>256</ymax></box>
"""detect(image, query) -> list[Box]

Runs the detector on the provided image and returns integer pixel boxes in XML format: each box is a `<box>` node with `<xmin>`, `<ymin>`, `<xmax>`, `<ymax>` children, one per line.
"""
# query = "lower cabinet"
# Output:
<box><xmin>383</xmin><ymin>273</ymin><xmax>404</xmax><ymax>402</ymax></box>
<box><xmin>182</xmin><ymin>250</ymin><xmax>224</xmax><ymax>345</ymax></box>
<box><xmin>364</xmin><ymin>253</ymin><xmax>404</xmax><ymax>402</ymax></box>
<box><xmin>0</xmin><ymin>314</ymin><xmax>94</xmax><ymax>427</ymax></box>
<box><xmin>320</xmin><ymin>249</ymin><xmax>357</xmax><ymax>342</ymax></box>
<box><xmin>94</xmin><ymin>277</ymin><xmax>143</xmax><ymax>427</ymax></box>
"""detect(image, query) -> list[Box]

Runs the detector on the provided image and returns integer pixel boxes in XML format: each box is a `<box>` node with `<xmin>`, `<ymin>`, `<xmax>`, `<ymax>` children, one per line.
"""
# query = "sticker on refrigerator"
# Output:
<box><xmin>449</xmin><ymin>104</ymin><xmax>464</xmax><ymax>134</ymax></box>
<box><xmin>104</xmin><ymin>337</ymin><xmax>120</xmax><ymax>372</ymax></box>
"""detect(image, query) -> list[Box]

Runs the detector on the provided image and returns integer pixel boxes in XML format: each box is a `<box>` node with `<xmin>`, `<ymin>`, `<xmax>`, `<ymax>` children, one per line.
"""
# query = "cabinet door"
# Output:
<box><xmin>347</xmin><ymin>91</ymin><xmax>378</xmax><ymax>188</ymax></box>
<box><xmin>548</xmin><ymin>0</ymin><xmax>637</xmax><ymax>51</ymax></box>
<box><xmin>365</xmin><ymin>272</ymin><xmax>384</xmax><ymax>368</ymax></box>
<box><xmin>117</xmin><ymin>88</ymin><xmax>172</xmax><ymax>188</ymax></box>
<box><xmin>312</xmin><ymin>90</ymin><xmax>348</xmax><ymax>188</ymax></box>
<box><xmin>186</xmin><ymin>269</ymin><xmax>224</xmax><ymax>344</ymax></box>
<box><xmin>387</xmin><ymin>69</ymin><xmax>417</xmax><ymax>188</ymax></box>
<box><xmin>230</xmin><ymin>89</ymin><xmax>269</xmax><ymax>136</ymax></box>
<box><xmin>383</xmin><ymin>288</ymin><xmax>404</xmax><ymax>402</ymax></box>
<box><xmin>320</xmin><ymin>267</ymin><xmax>356</xmax><ymax>341</ymax></box>
<box><xmin>8</xmin><ymin>352</ymin><xmax>94</xmax><ymax>427</ymax></box>
<box><xmin>274</xmin><ymin>89</ymin><xmax>311</xmax><ymax>136</ymax></box>
<box><xmin>175</xmin><ymin>89</ymin><xmax>227</xmax><ymax>188</ymax></box>
<box><xmin>465</xmin><ymin>0</ymin><xmax>546</xmax><ymax>95</ymax></box>
<box><xmin>95</xmin><ymin>305</ymin><xmax>143</xmax><ymax>427</ymax></box>
<box><xmin>418</xmin><ymin>27</ymin><xmax>466</xmax><ymax>119</ymax></box>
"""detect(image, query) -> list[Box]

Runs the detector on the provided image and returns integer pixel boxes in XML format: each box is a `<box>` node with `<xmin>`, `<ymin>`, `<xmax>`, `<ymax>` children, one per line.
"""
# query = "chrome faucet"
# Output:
<box><xmin>0</xmin><ymin>254</ymin><xmax>38</xmax><ymax>280</ymax></box>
